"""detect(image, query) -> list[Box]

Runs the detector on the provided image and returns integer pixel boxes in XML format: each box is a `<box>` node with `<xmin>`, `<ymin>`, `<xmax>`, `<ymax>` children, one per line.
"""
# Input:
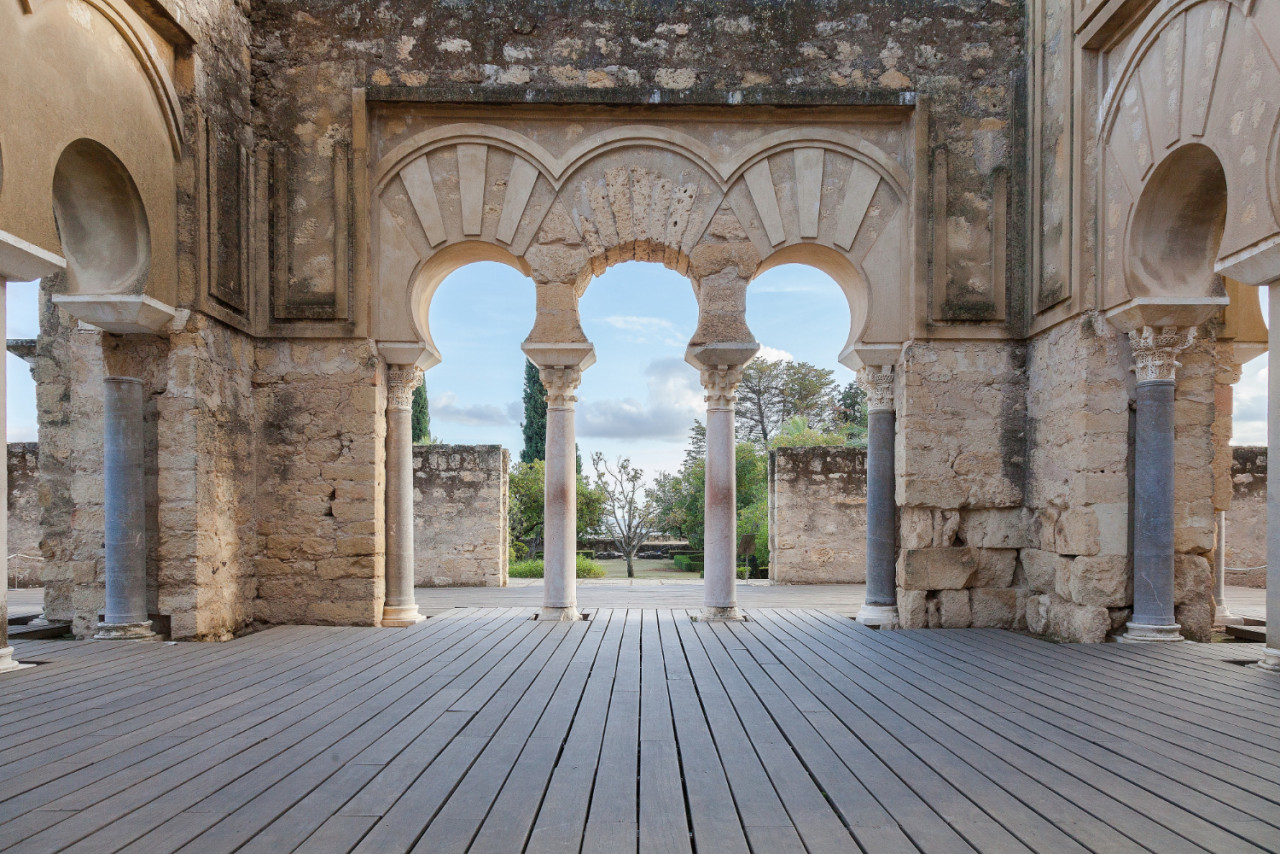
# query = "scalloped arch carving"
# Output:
<box><xmin>371</xmin><ymin>112</ymin><xmax>915</xmax><ymax>366</ymax></box>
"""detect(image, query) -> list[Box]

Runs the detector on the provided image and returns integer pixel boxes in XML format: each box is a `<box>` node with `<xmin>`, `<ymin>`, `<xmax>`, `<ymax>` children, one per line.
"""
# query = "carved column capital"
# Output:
<box><xmin>700</xmin><ymin>366</ymin><xmax>744</xmax><ymax>410</ymax></box>
<box><xmin>1129</xmin><ymin>326</ymin><xmax>1195</xmax><ymax>384</ymax></box>
<box><xmin>858</xmin><ymin>364</ymin><xmax>895</xmax><ymax>412</ymax></box>
<box><xmin>540</xmin><ymin>366</ymin><xmax>583</xmax><ymax>409</ymax></box>
<box><xmin>386</xmin><ymin>365</ymin><xmax>423</xmax><ymax>411</ymax></box>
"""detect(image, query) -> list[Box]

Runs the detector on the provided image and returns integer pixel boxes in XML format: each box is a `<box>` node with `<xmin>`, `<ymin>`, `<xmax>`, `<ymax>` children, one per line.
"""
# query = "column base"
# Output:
<box><xmin>93</xmin><ymin>621</ymin><xmax>157</xmax><ymax>641</ymax></box>
<box><xmin>1251</xmin><ymin>648</ymin><xmax>1280</xmax><ymax>673</ymax></box>
<box><xmin>538</xmin><ymin>606</ymin><xmax>582</xmax><ymax>622</ymax></box>
<box><xmin>700</xmin><ymin>606</ymin><xmax>743</xmax><ymax>622</ymax></box>
<box><xmin>381</xmin><ymin>606</ymin><xmax>425</xmax><ymax>627</ymax></box>
<box><xmin>0</xmin><ymin>646</ymin><xmax>34</xmax><ymax>674</ymax></box>
<box><xmin>1118</xmin><ymin>621</ymin><xmax>1183</xmax><ymax>643</ymax></box>
<box><xmin>856</xmin><ymin>604</ymin><xmax>900</xmax><ymax>629</ymax></box>
<box><xmin>1213</xmin><ymin>606</ymin><xmax>1244</xmax><ymax>627</ymax></box>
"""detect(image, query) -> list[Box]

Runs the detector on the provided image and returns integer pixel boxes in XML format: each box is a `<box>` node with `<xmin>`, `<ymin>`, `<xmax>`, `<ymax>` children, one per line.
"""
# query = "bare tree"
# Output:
<box><xmin>590</xmin><ymin>453</ymin><xmax>658</xmax><ymax>578</ymax></box>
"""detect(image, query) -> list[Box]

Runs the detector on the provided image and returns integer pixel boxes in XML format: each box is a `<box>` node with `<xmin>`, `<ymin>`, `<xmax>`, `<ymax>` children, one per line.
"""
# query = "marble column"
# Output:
<box><xmin>382</xmin><ymin>365</ymin><xmax>424</xmax><ymax>627</ymax></box>
<box><xmin>0</xmin><ymin>279</ymin><xmax>14</xmax><ymax>670</ymax></box>
<box><xmin>700</xmin><ymin>366</ymin><xmax>743</xmax><ymax>621</ymax></box>
<box><xmin>1122</xmin><ymin>326</ymin><xmax>1192</xmax><ymax>643</ymax></box>
<box><xmin>857</xmin><ymin>365</ymin><xmax>899</xmax><ymax>628</ymax></box>
<box><xmin>1212</xmin><ymin>511</ymin><xmax>1242</xmax><ymax>626</ymax></box>
<box><xmin>1261</xmin><ymin>283</ymin><xmax>1280</xmax><ymax>670</ymax></box>
<box><xmin>95</xmin><ymin>376</ymin><xmax>155</xmax><ymax>640</ymax></box>
<box><xmin>540</xmin><ymin>366</ymin><xmax>583</xmax><ymax>621</ymax></box>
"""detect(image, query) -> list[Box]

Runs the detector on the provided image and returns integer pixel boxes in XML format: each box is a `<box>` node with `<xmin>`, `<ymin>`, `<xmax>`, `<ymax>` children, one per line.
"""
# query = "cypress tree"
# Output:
<box><xmin>519</xmin><ymin>359</ymin><xmax>547</xmax><ymax>464</ymax></box>
<box><xmin>411</xmin><ymin>382</ymin><xmax>431</xmax><ymax>444</ymax></box>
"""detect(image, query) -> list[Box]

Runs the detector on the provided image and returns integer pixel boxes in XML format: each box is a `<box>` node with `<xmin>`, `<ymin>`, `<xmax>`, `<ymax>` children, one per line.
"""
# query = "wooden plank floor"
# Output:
<box><xmin>1</xmin><ymin>609</ymin><xmax>1277</xmax><ymax>853</ymax></box>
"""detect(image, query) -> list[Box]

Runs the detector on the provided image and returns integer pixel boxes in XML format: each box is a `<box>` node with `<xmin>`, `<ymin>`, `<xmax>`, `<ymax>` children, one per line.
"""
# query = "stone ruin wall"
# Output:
<box><xmin>768</xmin><ymin>447</ymin><xmax>866</xmax><ymax>584</ymax></box>
<box><xmin>414</xmin><ymin>445</ymin><xmax>509</xmax><ymax>588</ymax></box>
<box><xmin>1227</xmin><ymin>447</ymin><xmax>1266</xmax><ymax>584</ymax></box>
<box><xmin>894</xmin><ymin>340</ymin><xmax>1031</xmax><ymax>631</ymax></box>
<box><xmin>7</xmin><ymin>443</ymin><xmax>40</xmax><ymax>588</ymax></box>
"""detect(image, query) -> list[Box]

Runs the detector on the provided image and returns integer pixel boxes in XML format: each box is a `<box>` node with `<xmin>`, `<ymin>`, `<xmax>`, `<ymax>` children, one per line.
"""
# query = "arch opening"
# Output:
<box><xmin>51</xmin><ymin>139</ymin><xmax>150</xmax><ymax>297</ymax></box>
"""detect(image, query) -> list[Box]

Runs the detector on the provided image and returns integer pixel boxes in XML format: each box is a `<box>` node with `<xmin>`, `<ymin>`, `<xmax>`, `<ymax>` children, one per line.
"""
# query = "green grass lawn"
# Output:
<box><xmin>596</xmin><ymin>557</ymin><xmax>697</xmax><ymax>580</ymax></box>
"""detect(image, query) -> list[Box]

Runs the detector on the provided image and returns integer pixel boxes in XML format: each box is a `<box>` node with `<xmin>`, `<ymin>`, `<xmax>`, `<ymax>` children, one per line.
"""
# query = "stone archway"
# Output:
<box><xmin>366</xmin><ymin>104</ymin><xmax>917</xmax><ymax>623</ymax></box>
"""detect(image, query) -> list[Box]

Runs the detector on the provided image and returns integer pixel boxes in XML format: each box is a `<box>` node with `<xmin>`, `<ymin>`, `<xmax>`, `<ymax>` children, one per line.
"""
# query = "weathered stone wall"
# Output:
<box><xmin>895</xmin><ymin>340</ymin><xmax>1031</xmax><ymax>630</ymax></box>
<box><xmin>767</xmin><ymin>447</ymin><xmax>865</xmax><ymax>584</ymax></box>
<box><xmin>252</xmin><ymin>340</ymin><xmax>385</xmax><ymax>627</ymax></box>
<box><xmin>157</xmin><ymin>314</ymin><xmax>259</xmax><ymax>640</ymax></box>
<box><xmin>1226</xmin><ymin>446</ymin><xmax>1266</xmax><ymax>581</ymax></box>
<box><xmin>7</xmin><ymin>443</ymin><xmax>41</xmax><ymax>588</ymax></box>
<box><xmin>250</xmin><ymin>0</ymin><xmax>1024</xmax><ymax>329</ymax></box>
<box><xmin>414</xmin><ymin>445</ymin><xmax>509</xmax><ymax>587</ymax></box>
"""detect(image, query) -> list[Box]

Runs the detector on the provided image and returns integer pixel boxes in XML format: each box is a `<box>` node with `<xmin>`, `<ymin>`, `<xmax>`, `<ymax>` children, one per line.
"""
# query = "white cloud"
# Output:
<box><xmin>577</xmin><ymin>358</ymin><xmax>704</xmax><ymax>440</ymax></box>
<box><xmin>595</xmin><ymin>315</ymin><xmax>685</xmax><ymax>346</ymax></box>
<box><xmin>754</xmin><ymin>345</ymin><xmax>794</xmax><ymax>362</ymax></box>
<box><xmin>432</xmin><ymin>391</ymin><xmax>512</xmax><ymax>426</ymax></box>
<box><xmin>1233</xmin><ymin>354</ymin><xmax>1267</xmax><ymax>446</ymax></box>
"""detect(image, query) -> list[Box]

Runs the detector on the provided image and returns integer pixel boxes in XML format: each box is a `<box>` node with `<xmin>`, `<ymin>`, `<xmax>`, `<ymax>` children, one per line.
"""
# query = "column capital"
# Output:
<box><xmin>540</xmin><ymin>366</ymin><xmax>583</xmax><ymax>409</ymax></box>
<box><xmin>1129</xmin><ymin>326</ymin><xmax>1195</xmax><ymax>383</ymax></box>
<box><xmin>386</xmin><ymin>365</ymin><xmax>423</xmax><ymax>411</ymax></box>
<box><xmin>858</xmin><ymin>364</ymin><xmax>895</xmax><ymax>412</ymax></box>
<box><xmin>700</xmin><ymin>366</ymin><xmax>744</xmax><ymax>410</ymax></box>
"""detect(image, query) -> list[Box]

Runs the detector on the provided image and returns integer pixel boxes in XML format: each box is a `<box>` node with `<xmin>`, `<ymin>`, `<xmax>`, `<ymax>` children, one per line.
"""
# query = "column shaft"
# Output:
<box><xmin>703</xmin><ymin>405</ymin><xmax>738</xmax><ymax>616</ymax></box>
<box><xmin>1130</xmin><ymin>378</ymin><xmax>1177</xmax><ymax>632</ymax></box>
<box><xmin>382</xmin><ymin>366</ymin><xmax>423</xmax><ymax>626</ymax></box>
<box><xmin>0</xmin><ymin>279</ymin><xmax>15</xmax><ymax>671</ymax></box>
<box><xmin>862</xmin><ymin>408</ymin><xmax>898</xmax><ymax>614</ymax></box>
<box><xmin>96</xmin><ymin>376</ymin><xmax>154</xmax><ymax>639</ymax></box>
<box><xmin>1263</xmin><ymin>283</ymin><xmax>1280</xmax><ymax>669</ymax></box>
<box><xmin>543</xmin><ymin>404</ymin><xmax>578</xmax><ymax>617</ymax></box>
<box><xmin>539</xmin><ymin>367</ymin><xmax>582</xmax><ymax>620</ymax></box>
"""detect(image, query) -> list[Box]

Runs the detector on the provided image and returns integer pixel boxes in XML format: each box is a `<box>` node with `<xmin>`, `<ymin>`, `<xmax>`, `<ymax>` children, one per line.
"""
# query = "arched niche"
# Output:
<box><xmin>52</xmin><ymin>139</ymin><xmax>151</xmax><ymax>297</ymax></box>
<box><xmin>752</xmin><ymin>244</ymin><xmax>869</xmax><ymax>369</ymax></box>
<box><xmin>1098</xmin><ymin>0</ymin><xmax>1280</xmax><ymax>298</ymax></box>
<box><xmin>0</xmin><ymin>0</ymin><xmax>182</xmax><ymax>304</ymax></box>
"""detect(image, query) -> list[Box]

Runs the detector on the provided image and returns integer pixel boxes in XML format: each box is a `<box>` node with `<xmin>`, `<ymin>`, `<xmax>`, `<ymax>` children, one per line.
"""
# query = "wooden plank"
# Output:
<box><xmin>637</xmin><ymin>610</ymin><xmax>692</xmax><ymax>854</ymax></box>
<box><xmin>670</xmin><ymin>612</ymin><xmax>805</xmax><ymax>852</ymax></box>
<box><xmin>793</xmin><ymin>612</ymin><xmax>1274</xmax><ymax>854</ymax></box>
<box><xmin>881</xmin><ymin>627</ymin><xmax>1280</xmax><ymax>830</ymax></box>
<box><xmin>582</xmin><ymin>609</ymin><xmax>641</xmax><ymax>854</ymax></box>
<box><xmin>467</xmin><ymin>611</ymin><xmax>612</xmax><ymax>853</ymax></box>
<box><xmin>931</xmin><ymin>629</ymin><xmax>1280</xmax><ymax>782</ymax></box>
<box><xmin>29</xmin><ymin>613</ymin><xmax>529</xmax><ymax>854</ymax></box>
<box><xmin>524</xmin><ymin>609</ymin><xmax>626</xmax><ymax>854</ymax></box>
<box><xmin>410</xmin><ymin>619</ymin><xmax>591</xmax><ymax>853</ymax></box>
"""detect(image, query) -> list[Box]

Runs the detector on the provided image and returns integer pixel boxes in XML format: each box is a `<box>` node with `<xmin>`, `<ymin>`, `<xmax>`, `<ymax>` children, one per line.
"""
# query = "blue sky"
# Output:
<box><xmin>4</xmin><ymin>274</ymin><xmax>1269</xmax><ymax>476</ymax></box>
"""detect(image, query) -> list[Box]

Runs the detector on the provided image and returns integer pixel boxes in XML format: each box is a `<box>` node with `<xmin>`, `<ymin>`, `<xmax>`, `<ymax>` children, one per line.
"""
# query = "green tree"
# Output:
<box><xmin>507</xmin><ymin>459</ymin><xmax>607</xmax><ymax>548</ymax></box>
<box><xmin>734</xmin><ymin>358</ymin><xmax>839</xmax><ymax>447</ymax></box>
<box><xmin>411</xmin><ymin>383</ymin><xmax>432</xmax><ymax>444</ymax></box>
<box><xmin>519</xmin><ymin>360</ymin><xmax>547</xmax><ymax>464</ymax></box>
<box><xmin>663</xmin><ymin>441</ymin><xmax>768</xmax><ymax>549</ymax></box>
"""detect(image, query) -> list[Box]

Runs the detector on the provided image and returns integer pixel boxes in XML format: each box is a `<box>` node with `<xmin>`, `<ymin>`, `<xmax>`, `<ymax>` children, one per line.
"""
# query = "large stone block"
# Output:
<box><xmin>1045</xmin><ymin>597</ymin><xmax>1110</xmax><ymax>643</ymax></box>
<box><xmin>1020</xmin><ymin>548</ymin><xmax>1068</xmax><ymax>595</ymax></box>
<box><xmin>898</xmin><ymin>588</ymin><xmax>928</xmax><ymax>629</ymax></box>
<box><xmin>897</xmin><ymin>547</ymin><xmax>1016</xmax><ymax>590</ymax></box>
<box><xmin>1067</xmin><ymin>555</ymin><xmax>1130</xmax><ymax>608</ymax></box>
<box><xmin>937</xmin><ymin>589</ymin><xmax>971</xmax><ymax>628</ymax></box>
<box><xmin>971</xmin><ymin>587</ymin><xmax>1018</xmax><ymax>628</ymax></box>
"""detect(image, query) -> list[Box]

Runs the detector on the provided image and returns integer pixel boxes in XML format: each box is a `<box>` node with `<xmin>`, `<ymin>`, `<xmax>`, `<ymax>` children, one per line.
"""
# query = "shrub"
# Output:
<box><xmin>509</xmin><ymin>558</ymin><xmax>545</xmax><ymax>579</ymax></box>
<box><xmin>510</xmin><ymin>540</ymin><xmax>529</xmax><ymax>563</ymax></box>
<box><xmin>508</xmin><ymin>556</ymin><xmax>606</xmax><ymax>579</ymax></box>
<box><xmin>577</xmin><ymin>549</ymin><xmax>596</xmax><ymax>560</ymax></box>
